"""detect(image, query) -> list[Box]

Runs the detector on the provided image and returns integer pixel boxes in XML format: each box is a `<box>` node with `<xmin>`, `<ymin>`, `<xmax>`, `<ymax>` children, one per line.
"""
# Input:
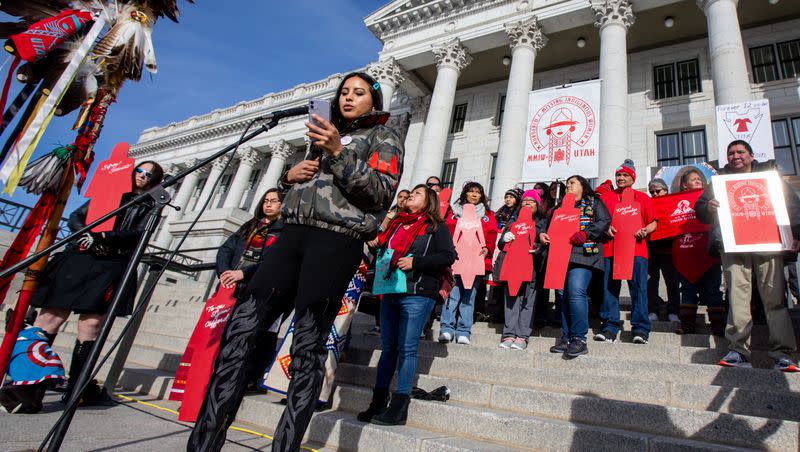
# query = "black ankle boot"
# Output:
<box><xmin>357</xmin><ymin>388</ymin><xmax>390</xmax><ymax>422</ymax></box>
<box><xmin>63</xmin><ymin>340</ymin><xmax>95</xmax><ymax>404</ymax></box>
<box><xmin>371</xmin><ymin>393</ymin><xmax>410</xmax><ymax>426</ymax></box>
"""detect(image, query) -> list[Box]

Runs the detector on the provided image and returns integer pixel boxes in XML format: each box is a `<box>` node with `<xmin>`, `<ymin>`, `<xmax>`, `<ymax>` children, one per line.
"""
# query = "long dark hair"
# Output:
<box><xmin>329</xmin><ymin>72</ymin><xmax>384</xmax><ymax>132</ymax></box>
<box><xmin>566</xmin><ymin>175</ymin><xmax>595</xmax><ymax>203</ymax></box>
<box><xmin>240</xmin><ymin>188</ymin><xmax>282</xmax><ymax>238</ymax></box>
<box><xmin>457</xmin><ymin>181</ymin><xmax>490</xmax><ymax>210</ymax></box>
<box><xmin>131</xmin><ymin>160</ymin><xmax>164</xmax><ymax>191</ymax></box>
<box><xmin>412</xmin><ymin>184</ymin><xmax>443</xmax><ymax>231</ymax></box>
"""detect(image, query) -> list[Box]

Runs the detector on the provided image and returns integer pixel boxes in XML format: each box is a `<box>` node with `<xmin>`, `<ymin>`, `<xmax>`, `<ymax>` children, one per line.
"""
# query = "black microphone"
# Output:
<box><xmin>255</xmin><ymin>105</ymin><xmax>309</xmax><ymax>122</ymax></box>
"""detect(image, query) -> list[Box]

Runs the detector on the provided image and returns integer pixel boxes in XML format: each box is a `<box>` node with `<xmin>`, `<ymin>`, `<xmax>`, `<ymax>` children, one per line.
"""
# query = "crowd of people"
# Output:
<box><xmin>1</xmin><ymin>69</ymin><xmax>799</xmax><ymax>452</ymax></box>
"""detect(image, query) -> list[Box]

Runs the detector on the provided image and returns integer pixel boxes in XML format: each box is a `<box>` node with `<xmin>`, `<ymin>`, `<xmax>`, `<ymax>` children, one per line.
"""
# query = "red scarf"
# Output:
<box><xmin>378</xmin><ymin>211</ymin><xmax>428</xmax><ymax>270</ymax></box>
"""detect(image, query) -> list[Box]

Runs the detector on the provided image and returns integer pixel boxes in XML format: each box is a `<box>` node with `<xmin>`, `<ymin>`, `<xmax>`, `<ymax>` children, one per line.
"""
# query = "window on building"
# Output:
<box><xmin>214</xmin><ymin>173</ymin><xmax>232</xmax><ymax>208</ymax></box>
<box><xmin>778</xmin><ymin>39</ymin><xmax>800</xmax><ymax>79</ymax></box>
<box><xmin>495</xmin><ymin>95</ymin><xmax>506</xmax><ymax>127</ymax></box>
<box><xmin>241</xmin><ymin>168</ymin><xmax>263</xmax><ymax>210</ymax></box>
<box><xmin>441</xmin><ymin>160</ymin><xmax>457</xmax><ymax>189</ymax></box>
<box><xmin>450</xmin><ymin>103</ymin><xmax>468</xmax><ymax>134</ymax></box>
<box><xmin>771</xmin><ymin>116</ymin><xmax>800</xmax><ymax>175</ymax></box>
<box><xmin>489</xmin><ymin>153</ymin><xmax>498</xmax><ymax>196</ymax></box>
<box><xmin>750</xmin><ymin>45</ymin><xmax>779</xmax><ymax>83</ymax></box>
<box><xmin>653</xmin><ymin>59</ymin><xmax>701</xmax><ymax>100</ymax></box>
<box><xmin>189</xmin><ymin>178</ymin><xmax>207</xmax><ymax>211</ymax></box>
<box><xmin>656</xmin><ymin>129</ymin><xmax>708</xmax><ymax>166</ymax></box>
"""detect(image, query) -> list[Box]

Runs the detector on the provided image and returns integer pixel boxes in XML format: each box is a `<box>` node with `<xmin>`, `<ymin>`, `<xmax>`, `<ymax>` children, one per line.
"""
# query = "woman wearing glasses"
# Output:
<box><xmin>22</xmin><ymin>161</ymin><xmax>163</xmax><ymax>407</ymax></box>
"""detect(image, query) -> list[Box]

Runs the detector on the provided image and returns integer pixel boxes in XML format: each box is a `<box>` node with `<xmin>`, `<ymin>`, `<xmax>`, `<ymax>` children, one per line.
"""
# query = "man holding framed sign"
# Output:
<box><xmin>695</xmin><ymin>140</ymin><xmax>800</xmax><ymax>372</ymax></box>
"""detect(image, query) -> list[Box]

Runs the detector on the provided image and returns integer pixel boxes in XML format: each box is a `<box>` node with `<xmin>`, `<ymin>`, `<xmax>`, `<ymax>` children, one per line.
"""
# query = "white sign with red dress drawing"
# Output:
<box><xmin>715</xmin><ymin>99</ymin><xmax>774</xmax><ymax>162</ymax></box>
<box><xmin>523</xmin><ymin>80</ymin><xmax>601</xmax><ymax>181</ymax></box>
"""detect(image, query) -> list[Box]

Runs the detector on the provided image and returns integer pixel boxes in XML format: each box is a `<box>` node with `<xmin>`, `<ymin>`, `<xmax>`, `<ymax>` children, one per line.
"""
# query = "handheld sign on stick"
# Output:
<box><xmin>84</xmin><ymin>142</ymin><xmax>135</xmax><ymax>232</ymax></box>
<box><xmin>438</xmin><ymin>187</ymin><xmax>453</xmax><ymax>218</ymax></box>
<box><xmin>611</xmin><ymin>188</ymin><xmax>642</xmax><ymax>280</ymax></box>
<box><xmin>452</xmin><ymin>203</ymin><xmax>486</xmax><ymax>289</ymax></box>
<box><xmin>544</xmin><ymin>193</ymin><xmax>580</xmax><ymax>290</ymax></box>
<box><xmin>499</xmin><ymin>206</ymin><xmax>536</xmax><ymax>296</ymax></box>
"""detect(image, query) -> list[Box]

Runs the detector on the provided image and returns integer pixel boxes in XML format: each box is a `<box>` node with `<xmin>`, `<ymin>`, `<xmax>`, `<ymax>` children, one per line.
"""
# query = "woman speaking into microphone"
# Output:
<box><xmin>189</xmin><ymin>72</ymin><xmax>404</xmax><ymax>452</ymax></box>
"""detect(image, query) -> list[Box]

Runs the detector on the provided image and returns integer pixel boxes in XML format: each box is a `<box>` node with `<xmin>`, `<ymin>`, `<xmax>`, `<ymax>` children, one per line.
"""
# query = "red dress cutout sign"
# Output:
<box><xmin>611</xmin><ymin>188</ymin><xmax>642</xmax><ymax>280</ymax></box>
<box><xmin>452</xmin><ymin>203</ymin><xmax>486</xmax><ymax>289</ymax></box>
<box><xmin>544</xmin><ymin>193</ymin><xmax>580</xmax><ymax>290</ymax></box>
<box><xmin>438</xmin><ymin>188</ymin><xmax>453</xmax><ymax>218</ymax></box>
<box><xmin>169</xmin><ymin>286</ymin><xmax>237</xmax><ymax>422</ymax></box>
<box><xmin>672</xmin><ymin>233</ymin><xmax>718</xmax><ymax>283</ymax></box>
<box><xmin>650</xmin><ymin>189</ymin><xmax>708</xmax><ymax>241</ymax></box>
<box><xmin>499</xmin><ymin>206</ymin><xmax>536</xmax><ymax>296</ymax></box>
<box><xmin>83</xmin><ymin>142</ymin><xmax>135</xmax><ymax>232</ymax></box>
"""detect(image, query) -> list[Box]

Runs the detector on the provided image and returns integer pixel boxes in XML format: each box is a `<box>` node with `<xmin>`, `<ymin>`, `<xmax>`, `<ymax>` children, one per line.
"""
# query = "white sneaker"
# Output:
<box><xmin>668</xmin><ymin>314</ymin><xmax>680</xmax><ymax>323</ymax></box>
<box><xmin>456</xmin><ymin>336</ymin><xmax>471</xmax><ymax>345</ymax></box>
<box><xmin>648</xmin><ymin>313</ymin><xmax>658</xmax><ymax>322</ymax></box>
<box><xmin>438</xmin><ymin>332</ymin><xmax>452</xmax><ymax>343</ymax></box>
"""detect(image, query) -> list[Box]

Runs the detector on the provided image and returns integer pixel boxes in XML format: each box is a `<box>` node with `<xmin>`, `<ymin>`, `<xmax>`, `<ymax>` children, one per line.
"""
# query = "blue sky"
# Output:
<box><xmin>0</xmin><ymin>0</ymin><xmax>387</xmax><ymax>212</ymax></box>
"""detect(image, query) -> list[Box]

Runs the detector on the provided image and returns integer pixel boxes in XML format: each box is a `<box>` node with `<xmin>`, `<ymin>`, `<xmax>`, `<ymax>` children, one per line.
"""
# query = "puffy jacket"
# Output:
<box><xmin>280</xmin><ymin>111</ymin><xmax>404</xmax><ymax>241</ymax></box>
<box><xmin>695</xmin><ymin>159</ymin><xmax>800</xmax><ymax>256</ymax></box>
<box><xmin>216</xmin><ymin>217</ymin><xmax>284</xmax><ymax>281</ymax></box>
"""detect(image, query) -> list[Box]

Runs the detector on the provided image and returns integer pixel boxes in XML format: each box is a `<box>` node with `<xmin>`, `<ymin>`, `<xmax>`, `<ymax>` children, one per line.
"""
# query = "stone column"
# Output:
<box><xmin>411</xmin><ymin>39</ymin><xmax>472</xmax><ymax>185</ymax></box>
<box><xmin>399</xmin><ymin>96</ymin><xmax>429</xmax><ymax>190</ymax></box>
<box><xmin>491</xmin><ymin>17</ymin><xmax>547</xmax><ymax>207</ymax></box>
<box><xmin>698</xmin><ymin>0</ymin><xmax>751</xmax><ymax>154</ymax></box>
<box><xmin>195</xmin><ymin>154</ymin><xmax>230</xmax><ymax>211</ymax></box>
<box><xmin>592</xmin><ymin>0</ymin><xmax>635</xmax><ymax>181</ymax></box>
<box><xmin>154</xmin><ymin>159</ymin><xmax>207</xmax><ymax>246</ymax></box>
<box><xmin>254</xmin><ymin>140</ymin><xmax>294</xmax><ymax>196</ymax></box>
<box><xmin>223</xmin><ymin>147</ymin><xmax>262</xmax><ymax>209</ymax></box>
<box><xmin>367</xmin><ymin>57</ymin><xmax>406</xmax><ymax>110</ymax></box>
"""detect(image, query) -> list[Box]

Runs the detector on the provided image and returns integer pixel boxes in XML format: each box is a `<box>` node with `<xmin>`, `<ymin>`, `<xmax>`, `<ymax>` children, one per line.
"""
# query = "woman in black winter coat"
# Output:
<box><xmin>358</xmin><ymin>184</ymin><xmax>456</xmax><ymax>426</ymax></box>
<box><xmin>539</xmin><ymin>175</ymin><xmax>611</xmax><ymax>359</ymax></box>
<box><xmin>30</xmin><ymin>160</ymin><xmax>164</xmax><ymax>404</ymax></box>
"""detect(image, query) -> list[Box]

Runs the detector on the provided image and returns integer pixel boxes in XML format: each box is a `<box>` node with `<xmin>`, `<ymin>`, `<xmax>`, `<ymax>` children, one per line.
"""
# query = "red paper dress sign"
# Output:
<box><xmin>499</xmin><ymin>206</ymin><xmax>536</xmax><ymax>296</ymax></box>
<box><xmin>725</xmin><ymin>178</ymin><xmax>781</xmax><ymax>246</ymax></box>
<box><xmin>650</xmin><ymin>189</ymin><xmax>709</xmax><ymax>241</ymax></box>
<box><xmin>544</xmin><ymin>193</ymin><xmax>580</xmax><ymax>290</ymax></box>
<box><xmin>672</xmin><ymin>233</ymin><xmax>718</xmax><ymax>283</ymax></box>
<box><xmin>438</xmin><ymin>188</ymin><xmax>453</xmax><ymax>218</ymax></box>
<box><xmin>611</xmin><ymin>188</ymin><xmax>642</xmax><ymax>281</ymax></box>
<box><xmin>84</xmin><ymin>142</ymin><xmax>135</xmax><ymax>232</ymax></box>
<box><xmin>169</xmin><ymin>286</ymin><xmax>237</xmax><ymax>422</ymax></box>
<box><xmin>452</xmin><ymin>203</ymin><xmax>486</xmax><ymax>289</ymax></box>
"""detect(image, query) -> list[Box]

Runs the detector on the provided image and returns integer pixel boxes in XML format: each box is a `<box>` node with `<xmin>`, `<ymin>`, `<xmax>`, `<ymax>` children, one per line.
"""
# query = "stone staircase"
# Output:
<box><xmin>10</xmin><ymin>288</ymin><xmax>790</xmax><ymax>452</ymax></box>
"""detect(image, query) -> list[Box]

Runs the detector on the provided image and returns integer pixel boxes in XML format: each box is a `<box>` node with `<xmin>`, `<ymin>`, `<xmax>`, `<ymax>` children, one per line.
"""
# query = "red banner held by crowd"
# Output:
<box><xmin>650</xmin><ymin>188</ymin><xmax>709</xmax><ymax>241</ymax></box>
<box><xmin>672</xmin><ymin>233</ymin><xmax>718</xmax><ymax>283</ymax></box>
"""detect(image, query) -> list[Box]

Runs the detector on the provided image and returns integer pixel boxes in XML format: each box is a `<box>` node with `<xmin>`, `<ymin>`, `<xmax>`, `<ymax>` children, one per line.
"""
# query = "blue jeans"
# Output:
<box><xmin>560</xmin><ymin>265</ymin><xmax>594</xmax><ymax>341</ymax></box>
<box><xmin>440</xmin><ymin>275</ymin><xmax>480</xmax><ymax>338</ymax></box>
<box><xmin>601</xmin><ymin>256</ymin><xmax>651</xmax><ymax>336</ymax></box>
<box><xmin>679</xmin><ymin>265</ymin><xmax>723</xmax><ymax>308</ymax></box>
<box><xmin>375</xmin><ymin>294</ymin><xmax>435</xmax><ymax>395</ymax></box>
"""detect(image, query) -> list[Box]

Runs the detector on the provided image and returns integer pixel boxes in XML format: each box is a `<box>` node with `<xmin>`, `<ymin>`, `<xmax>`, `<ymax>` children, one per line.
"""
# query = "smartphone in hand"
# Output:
<box><xmin>308</xmin><ymin>99</ymin><xmax>331</xmax><ymax>128</ymax></box>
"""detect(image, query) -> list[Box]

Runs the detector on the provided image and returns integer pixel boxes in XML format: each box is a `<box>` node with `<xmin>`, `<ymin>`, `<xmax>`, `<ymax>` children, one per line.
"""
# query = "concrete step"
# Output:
<box><xmin>59</xmin><ymin>321</ymin><xmax>190</xmax><ymax>354</ymax></box>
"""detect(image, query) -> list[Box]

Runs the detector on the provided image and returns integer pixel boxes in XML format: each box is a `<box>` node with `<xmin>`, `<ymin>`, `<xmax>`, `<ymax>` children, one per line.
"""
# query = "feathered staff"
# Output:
<box><xmin>0</xmin><ymin>0</ymin><xmax>194</xmax><ymax>382</ymax></box>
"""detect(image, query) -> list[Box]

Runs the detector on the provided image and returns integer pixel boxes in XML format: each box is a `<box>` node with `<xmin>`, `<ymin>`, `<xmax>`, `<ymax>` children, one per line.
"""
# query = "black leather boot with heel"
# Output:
<box><xmin>357</xmin><ymin>388</ymin><xmax>390</xmax><ymax>422</ymax></box>
<box><xmin>371</xmin><ymin>393</ymin><xmax>410</xmax><ymax>426</ymax></box>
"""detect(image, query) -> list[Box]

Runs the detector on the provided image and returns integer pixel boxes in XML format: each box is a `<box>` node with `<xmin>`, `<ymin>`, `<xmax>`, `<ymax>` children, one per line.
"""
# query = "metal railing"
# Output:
<box><xmin>0</xmin><ymin>198</ymin><xmax>71</xmax><ymax>239</ymax></box>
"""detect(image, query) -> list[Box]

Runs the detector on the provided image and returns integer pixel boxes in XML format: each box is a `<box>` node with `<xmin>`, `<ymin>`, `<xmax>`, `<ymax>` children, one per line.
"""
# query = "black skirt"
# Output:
<box><xmin>30</xmin><ymin>250</ymin><xmax>137</xmax><ymax>316</ymax></box>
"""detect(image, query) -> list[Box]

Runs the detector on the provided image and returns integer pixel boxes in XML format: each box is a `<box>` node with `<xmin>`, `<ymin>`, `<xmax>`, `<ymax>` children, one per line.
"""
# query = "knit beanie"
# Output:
<box><xmin>615</xmin><ymin>158</ymin><xmax>636</xmax><ymax>181</ymax></box>
<box><xmin>648</xmin><ymin>178</ymin><xmax>669</xmax><ymax>193</ymax></box>
<box><xmin>521</xmin><ymin>189</ymin><xmax>542</xmax><ymax>205</ymax></box>
<box><xmin>504</xmin><ymin>188</ymin><xmax>521</xmax><ymax>203</ymax></box>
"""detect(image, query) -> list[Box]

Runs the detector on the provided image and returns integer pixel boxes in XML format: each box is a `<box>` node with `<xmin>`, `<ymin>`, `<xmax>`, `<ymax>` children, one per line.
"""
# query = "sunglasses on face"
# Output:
<box><xmin>649</xmin><ymin>188</ymin><xmax>666</xmax><ymax>195</ymax></box>
<box><xmin>135</xmin><ymin>167</ymin><xmax>153</xmax><ymax>178</ymax></box>
<box><xmin>426</xmin><ymin>182</ymin><xmax>441</xmax><ymax>188</ymax></box>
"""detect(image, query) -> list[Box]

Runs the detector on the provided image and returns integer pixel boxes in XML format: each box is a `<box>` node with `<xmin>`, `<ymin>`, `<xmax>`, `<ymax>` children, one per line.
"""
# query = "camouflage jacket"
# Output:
<box><xmin>280</xmin><ymin>112</ymin><xmax>404</xmax><ymax>241</ymax></box>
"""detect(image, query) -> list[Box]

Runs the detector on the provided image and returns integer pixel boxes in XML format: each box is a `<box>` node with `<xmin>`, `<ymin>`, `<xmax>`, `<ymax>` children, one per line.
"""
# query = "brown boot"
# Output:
<box><xmin>676</xmin><ymin>304</ymin><xmax>697</xmax><ymax>335</ymax></box>
<box><xmin>707</xmin><ymin>306</ymin><xmax>727</xmax><ymax>337</ymax></box>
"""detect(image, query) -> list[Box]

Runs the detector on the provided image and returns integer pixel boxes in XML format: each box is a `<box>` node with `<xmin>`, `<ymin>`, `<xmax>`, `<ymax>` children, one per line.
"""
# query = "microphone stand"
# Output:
<box><xmin>0</xmin><ymin>116</ymin><xmax>280</xmax><ymax>452</ymax></box>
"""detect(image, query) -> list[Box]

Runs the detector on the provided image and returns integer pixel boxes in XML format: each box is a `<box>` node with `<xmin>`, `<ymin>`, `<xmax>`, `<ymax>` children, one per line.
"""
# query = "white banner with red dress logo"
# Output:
<box><xmin>523</xmin><ymin>80</ymin><xmax>601</xmax><ymax>182</ymax></box>
<box><xmin>715</xmin><ymin>99</ymin><xmax>774</xmax><ymax>162</ymax></box>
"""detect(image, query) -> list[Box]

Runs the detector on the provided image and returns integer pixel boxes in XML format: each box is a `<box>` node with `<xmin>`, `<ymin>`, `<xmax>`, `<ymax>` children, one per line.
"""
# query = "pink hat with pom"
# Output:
<box><xmin>521</xmin><ymin>189</ymin><xmax>542</xmax><ymax>205</ymax></box>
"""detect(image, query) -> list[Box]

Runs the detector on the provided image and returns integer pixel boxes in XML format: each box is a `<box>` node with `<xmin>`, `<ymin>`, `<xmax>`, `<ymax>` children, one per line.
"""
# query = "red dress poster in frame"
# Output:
<box><xmin>712</xmin><ymin>171</ymin><xmax>792</xmax><ymax>253</ymax></box>
<box><xmin>83</xmin><ymin>142</ymin><xmax>136</xmax><ymax>232</ymax></box>
<box><xmin>498</xmin><ymin>206</ymin><xmax>536</xmax><ymax>296</ymax></box>
<box><xmin>650</xmin><ymin>189</ymin><xmax>709</xmax><ymax>241</ymax></box>
<box><xmin>544</xmin><ymin>193</ymin><xmax>580</xmax><ymax>290</ymax></box>
<box><xmin>611</xmin><ymin>188</ymin><xmax>643</xmax><ymax>281</ymax></box>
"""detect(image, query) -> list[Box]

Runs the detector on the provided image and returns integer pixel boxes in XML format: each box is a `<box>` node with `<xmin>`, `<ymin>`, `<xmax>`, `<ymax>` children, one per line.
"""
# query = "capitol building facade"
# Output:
<box><xmin>129</xmin><ymin>0</ymin><xmax>800</xmax><ymax>266</ymax></box>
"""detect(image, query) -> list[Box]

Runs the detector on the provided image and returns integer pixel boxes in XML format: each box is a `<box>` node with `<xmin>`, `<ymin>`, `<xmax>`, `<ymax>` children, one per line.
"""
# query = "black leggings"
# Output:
<box><xmin>188</xmin><ymin>225</ymin><xmax>363</xmax><ymax>452</ymax></box>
